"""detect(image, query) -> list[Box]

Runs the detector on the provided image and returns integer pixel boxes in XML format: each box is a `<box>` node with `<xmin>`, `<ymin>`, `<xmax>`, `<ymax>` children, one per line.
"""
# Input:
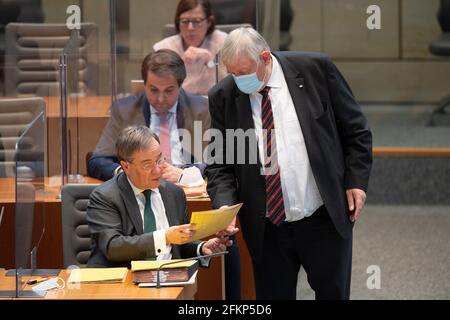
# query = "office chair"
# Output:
<box><xmin>428</xmin><ymin>0</ymin><xmax>450</xmax><ymax>126</ymax></box>
<box><xmin>4</xmin><ymin>22</ymin><xmax>98</xmax><ymax>97</ymax></box>
<box><xmin>161</xmin><ymin>23</ymin><xmax>253</xmax><ymax>39</ymax></box>
<box><xmin>0</xmin><ymin>97</ymin><xmax>45</xmax><ymax>177</ymax></box>
<box><xmin>61</xmin><ymin>184</ymin><xmax>97</xmax><ymax>267</ymax></box>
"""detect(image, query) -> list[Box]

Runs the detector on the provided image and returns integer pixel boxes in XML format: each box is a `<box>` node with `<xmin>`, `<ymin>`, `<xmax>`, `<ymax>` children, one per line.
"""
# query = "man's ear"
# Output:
<box><xmin>260</xmin><ymin>50</ymin><xmax>271</xmax><ymax>65</ymax></box>
<box><xmin>119</xmin><ymin>160</ymin><xmax>128</xmax><ymax>172</ymax></box>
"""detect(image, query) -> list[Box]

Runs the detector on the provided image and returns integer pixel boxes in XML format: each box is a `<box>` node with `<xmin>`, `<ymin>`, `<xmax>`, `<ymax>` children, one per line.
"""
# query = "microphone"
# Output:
<box><xmin>156</xmin><ymin>251</ymin><xmax>228</xmax><ymax>288</ymax></box>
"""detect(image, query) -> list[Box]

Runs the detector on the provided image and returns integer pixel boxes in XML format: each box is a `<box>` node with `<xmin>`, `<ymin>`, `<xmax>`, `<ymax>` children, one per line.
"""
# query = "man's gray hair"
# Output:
<box><xmin>116</xmin><ymin>126</ymin><xmax>159</xmax><ymax>162</ymax></box>
<box><xmin>221</xmin><ymin>27</ymin><xmax>271</xmax><ymax>66</ymax></box>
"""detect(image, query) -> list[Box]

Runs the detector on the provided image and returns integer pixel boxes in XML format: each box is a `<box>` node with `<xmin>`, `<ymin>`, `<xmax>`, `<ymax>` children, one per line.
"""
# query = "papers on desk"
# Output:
<box><xmin>137</xmin><ymin>271</ymin><xmax>198</xmax><ymax>287</ymax></box>
<box><xmin>189</xmin><ymin>203</ymin><xmax>243</xmax><ymax>241</ymax></box>
<box><xmin>176</xmin><ymin>169</ymin><xmax>208</xmax><ymax>198</ymax></box>
<box><xmin>178</xmin><ymin>166</ymin><xmax>204</xmax><ymax>187</ymax></box>
<box><xmin>67</xmin><ymin>267</ymin><xmax>128</xmax><ymax>284</ymax></box>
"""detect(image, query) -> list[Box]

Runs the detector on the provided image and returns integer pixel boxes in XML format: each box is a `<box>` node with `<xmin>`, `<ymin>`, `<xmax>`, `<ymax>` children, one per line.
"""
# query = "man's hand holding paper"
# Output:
<box><xmin>189</xmin><ymin>203</ymin><xmax>243</xmax><ymax>242</ymax></box>
<box><xmin>165</xmin><ymin>223</ymin><xmax>196</xmax><ymax>244</ymax></box>
<box><xmin>216</xmin><ymin>208</ymin><xmax>239</xmax><ymax>239</ymax></box>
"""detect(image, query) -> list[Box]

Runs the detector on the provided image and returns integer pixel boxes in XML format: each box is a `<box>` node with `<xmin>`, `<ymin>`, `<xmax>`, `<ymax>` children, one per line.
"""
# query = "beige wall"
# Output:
<box><xmin>289</xmin><ymin>0</ymin><xmax>449</xmax><ymax>103</ymax></box>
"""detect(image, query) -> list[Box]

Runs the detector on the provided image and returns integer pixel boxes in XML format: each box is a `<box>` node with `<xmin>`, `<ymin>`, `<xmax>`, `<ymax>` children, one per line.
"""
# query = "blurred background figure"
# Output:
<box><xmin>154</xmin><ymin>0</ymin><xmax>227</xmax><ymax>96</ymax></box>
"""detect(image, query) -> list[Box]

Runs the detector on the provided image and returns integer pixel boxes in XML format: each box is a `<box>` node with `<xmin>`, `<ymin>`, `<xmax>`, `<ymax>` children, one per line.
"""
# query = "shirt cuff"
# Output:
<box><xmin>153</xmin><ymin>229</ymin><xmax>168</xmax><ymax>256</ymax></box>
<box><xmin>196</xmin><ymin>241</ymin><xmax>211</xmax><ymax>267</ymax></box>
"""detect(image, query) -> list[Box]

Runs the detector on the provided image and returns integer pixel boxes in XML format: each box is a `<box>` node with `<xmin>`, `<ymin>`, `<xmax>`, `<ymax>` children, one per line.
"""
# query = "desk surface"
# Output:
<box><xmin>0</xmin><ymin>177</ymin><xmax>103</xmax><ymax>204</ymax></box>
<box><xmin>0</xmin><ymin>178</ymin><xmax>255</xmax><ymax>300</ymax></box>
<box><xmin>0</xmin><ymin>269</ymin><xmax>196</xmax><ymax>300</ymax></box>
<box><xmin>0</xmin><ymin>177</ymin><xmax>210</xmax><ymax>204</ymax></box>
<box><xmin>44</xmin><ymin>96</ymin><xmax>112</xmax><ymax>118</ymax></box>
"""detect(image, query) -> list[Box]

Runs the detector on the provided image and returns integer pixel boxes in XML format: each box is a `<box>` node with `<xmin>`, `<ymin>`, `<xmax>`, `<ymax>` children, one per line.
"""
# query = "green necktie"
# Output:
<box><xmin>143</xmin><ymin>190</ymin><xmax>156</xmax><ymax>233</ymax></box>
<box><xmin>143</xmin><ymin>190</ymin><xmax>157</xmax><ymax>261</ymax></box>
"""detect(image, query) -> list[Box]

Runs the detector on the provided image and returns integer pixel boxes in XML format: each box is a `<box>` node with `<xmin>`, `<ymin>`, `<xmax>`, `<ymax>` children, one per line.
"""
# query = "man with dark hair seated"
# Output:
<box><xmin>88</xmin><ymin>49</ymin><xmax>210</xmax><ymax>183</ymax></box>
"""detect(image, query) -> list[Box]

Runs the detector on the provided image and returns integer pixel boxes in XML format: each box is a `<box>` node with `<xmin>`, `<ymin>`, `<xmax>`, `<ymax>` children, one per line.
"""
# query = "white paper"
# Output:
<box><xmin>179</xmin><ymin>167</ymin><xmax>204</xmax><ymax>187</ymax></box>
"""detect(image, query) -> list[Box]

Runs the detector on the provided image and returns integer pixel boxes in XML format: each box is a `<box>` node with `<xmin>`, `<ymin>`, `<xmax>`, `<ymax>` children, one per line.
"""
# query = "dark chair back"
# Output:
<box><xmin>61</xmin><ymin>184</ymin><xmax>97</xmax><ymax>267</ymax></box>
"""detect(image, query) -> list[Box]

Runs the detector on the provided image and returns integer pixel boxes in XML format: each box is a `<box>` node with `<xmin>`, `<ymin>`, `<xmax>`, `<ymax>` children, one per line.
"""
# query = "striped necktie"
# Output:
<box><xmin>260</xmin><ymin>87</ymin><xmax>285</xmax><ymax>226</ymax></box>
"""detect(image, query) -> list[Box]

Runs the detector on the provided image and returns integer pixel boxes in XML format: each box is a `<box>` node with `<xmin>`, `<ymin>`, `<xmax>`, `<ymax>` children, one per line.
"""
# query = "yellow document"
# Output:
<box><xmin>67</xmin><ymin>267</ymin><xmax>128</xmax><ymax>283</ymax></box>
<box><xmin>189</xmin><ymin>203</ymin><xmax>243</xmax><ymax>241</ymax></box>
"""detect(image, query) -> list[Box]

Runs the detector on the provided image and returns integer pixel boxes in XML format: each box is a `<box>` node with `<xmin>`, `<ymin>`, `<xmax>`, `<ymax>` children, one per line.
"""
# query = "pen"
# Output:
<box><xmin>27</xmin><ymin>276</ymin><xmax>50</xmax><ymax>285</ymax></box>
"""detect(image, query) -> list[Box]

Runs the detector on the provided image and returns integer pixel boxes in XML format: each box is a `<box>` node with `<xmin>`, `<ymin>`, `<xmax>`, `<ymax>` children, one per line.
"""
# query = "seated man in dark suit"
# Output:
<box><xmin>86</xmin><ymin>126</ymin><xmax>230</xmax><ymax>267</ymax></box>
<box><xmin>88</xmin><ymin>49</ymin><xmax>210</xmax><ymax>183</ymax></box>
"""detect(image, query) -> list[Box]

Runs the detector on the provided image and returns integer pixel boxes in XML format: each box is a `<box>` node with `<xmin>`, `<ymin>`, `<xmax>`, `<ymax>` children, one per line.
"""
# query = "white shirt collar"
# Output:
<box><xmin>150</xmin><ymin>101</ymin><xmax>178</xmax><ymax>115</ymax></box>
<box><xmin>265</xmin><ymin>53</ymin><xmax>283</xmax><ymax>90</ymax></box>
<box><xmin>126</xmin><ymin>175</ymin><xmax>160</xmax><ymax>196</ymax></box>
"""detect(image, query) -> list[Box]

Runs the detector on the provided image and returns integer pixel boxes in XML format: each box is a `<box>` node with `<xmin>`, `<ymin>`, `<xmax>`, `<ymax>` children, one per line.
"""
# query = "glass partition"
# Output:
<box><xmin>53</xmin><ymin>0</ymin><xmax>112</xmax><ymax>184</ymax></box>
<box><xmin>58</xmin><ymin>50</ymin><xmax>113</xmax><ymax>181</ymax></box>
<box><xmin>13</xmin><ymin>110</ymin><xmax>59</xmax><ymax>298</ymax></box>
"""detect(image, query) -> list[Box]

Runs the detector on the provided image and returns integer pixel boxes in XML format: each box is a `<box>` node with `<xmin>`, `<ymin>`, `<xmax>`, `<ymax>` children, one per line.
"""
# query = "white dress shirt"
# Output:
<box><xmin>127</xmin><ymin>177</ymin><xmax>172</xmax><ymax>260</ymax></box>
<box><xmin>127</xmin><ymin>177</ymin><xmax>206</xmax><ymax>260</ymax></box>
<box><xmin>149</xmin><ymin>102</ymin><xmax>184</xmax><ymax>166</ymax></box>
<box><xmin>248</xmin><ymin>54</ymin><xmax>324</xmax><ymax>222</ymax></box>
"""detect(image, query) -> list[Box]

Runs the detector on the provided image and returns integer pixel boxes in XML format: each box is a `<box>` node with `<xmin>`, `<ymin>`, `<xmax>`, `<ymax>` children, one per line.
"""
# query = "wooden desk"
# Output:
<box><xmin>0</xmin><ymin>269</ymin><xmax>196</xmax><ymax>300</ymax></box>
<box><xmin>0</xmin><ymin>269</ymin><xmax>14</xmax><ymax>300</ymax></box>
<box><xmin>0</xmin><ymin>178</ymin><xmax>256</xmax><ymax>300</ymax></box>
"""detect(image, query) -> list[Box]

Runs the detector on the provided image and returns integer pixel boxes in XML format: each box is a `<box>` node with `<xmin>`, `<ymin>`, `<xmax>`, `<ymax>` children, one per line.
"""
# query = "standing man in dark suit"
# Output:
<box><xmin>88</xmin><ymin>49</ymin><xmax>210</xmax><ymax>183</ymax></box>
<box><xmin>87</xmin><ymin>126</ymin><xmax>230</xmax><ymax>267</ymax></box>
<box><xmin>205</xmin><ymin>28</ymin><xmax>372</xmax><ymax>299</ymax></box>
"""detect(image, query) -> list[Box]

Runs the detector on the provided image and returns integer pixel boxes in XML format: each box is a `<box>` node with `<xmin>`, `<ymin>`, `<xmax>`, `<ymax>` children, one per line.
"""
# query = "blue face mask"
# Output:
<box><xmin>232</xmin><ymin>61</ymin><xmax>265</xmax><ymax>94</ymax></box>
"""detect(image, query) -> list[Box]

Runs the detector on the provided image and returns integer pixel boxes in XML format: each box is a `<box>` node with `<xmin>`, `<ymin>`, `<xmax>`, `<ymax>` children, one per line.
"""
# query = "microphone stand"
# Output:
<box><xmin>156</xmin><ymin>251</ymin><xmax>228</xmax><ymax>289</ymax></box>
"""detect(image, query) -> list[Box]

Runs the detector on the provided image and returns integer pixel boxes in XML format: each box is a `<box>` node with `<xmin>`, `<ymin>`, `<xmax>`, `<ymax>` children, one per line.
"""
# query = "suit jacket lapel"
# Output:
<box><xmin>235</xmin><ymin>92</ymin><xmax>255</xmax><ymax>131</ymax></box>
<box><xmin>117</xmin><ymin>173</ymin><xmax>144</xmax><ymax>234</ymax></box>
<box><xmin>141</xmin><ymin>93</ymin><xmax>151</xmax><ymax>128</ymax></box>
<box><xmin>177</xmin><ymin>89</ymin><xmax>188</xmax><ymax>130</ymax></box>
<box><xmin>158</xmin><ymin>180</ymin><xmax>178</xmax><ymax>227</ymax></box>
<box><xmin>272</xmin><ymin>53</ymin><xmax>309</xmax><ymax>132</ymax></box>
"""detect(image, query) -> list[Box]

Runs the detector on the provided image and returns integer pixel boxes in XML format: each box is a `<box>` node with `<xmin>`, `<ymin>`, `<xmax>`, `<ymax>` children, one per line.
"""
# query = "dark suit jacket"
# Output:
<box><xmin>86</xmin><ymin>172</ymin><xmax>200</xmax><ymax>267</ymax></box>
<box><xmin>88</xmin><ymin>89</ymin><xmax>211</xmax><ymax>181</ymax></box>
<box><xmin>205</xmin><ymin>51</ymin><xmax>373</xmax><ymax>263</ymax></box>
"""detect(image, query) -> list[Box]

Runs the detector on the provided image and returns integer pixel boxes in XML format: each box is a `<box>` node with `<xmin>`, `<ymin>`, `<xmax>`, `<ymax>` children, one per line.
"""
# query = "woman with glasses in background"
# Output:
<box><xmin>153</xmin><ymin>0</ymin><xmax>227</xmax><ymax>96</ymax></box>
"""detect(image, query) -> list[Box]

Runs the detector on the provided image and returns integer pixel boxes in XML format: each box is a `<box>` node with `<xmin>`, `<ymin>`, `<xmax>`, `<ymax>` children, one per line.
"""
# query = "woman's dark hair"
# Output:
<box><xmin>174</xmin><ymin>0</ymin><xmax>216</xmax><ymax>35</ymax></box>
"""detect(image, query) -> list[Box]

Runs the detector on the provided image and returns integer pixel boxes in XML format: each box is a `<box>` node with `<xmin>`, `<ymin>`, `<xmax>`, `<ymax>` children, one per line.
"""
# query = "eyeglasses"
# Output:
<box><xmin>128</xmin><ymin>154</ymin><xmax>165</xmax><ymax>171</ymax></box>
<box><xmin>179</xmin><ymin>17</ymin><xmax>207</xmax><ymax>27</ymax></box>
